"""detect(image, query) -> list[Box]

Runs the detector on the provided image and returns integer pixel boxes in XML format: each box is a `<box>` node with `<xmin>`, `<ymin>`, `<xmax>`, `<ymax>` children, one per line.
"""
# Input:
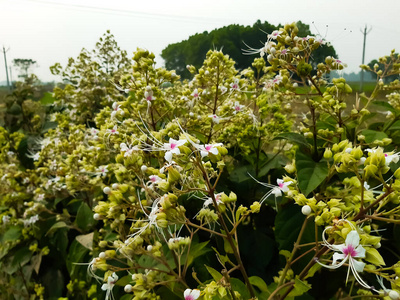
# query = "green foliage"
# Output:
<box><xmin>161</xmin><ymin>20</ymin><xmax>337</xmax><ymax>79</ymax></box>
<box><xmin>1</xmin><ymin>25</ymin><xmax>400</xmax><ymax>300</ymax></box>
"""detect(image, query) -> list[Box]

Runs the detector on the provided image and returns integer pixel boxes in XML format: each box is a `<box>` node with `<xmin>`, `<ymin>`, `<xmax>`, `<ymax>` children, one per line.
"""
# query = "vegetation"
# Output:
<box><xmin>161</xmin><ymin>20</ymin><xmax>337</xmax><ymax>79</ymax></box>
<box><xmin>0</xmin><ymin>24</ymin><xmax>400</xmax><ymax>300</ymax></box>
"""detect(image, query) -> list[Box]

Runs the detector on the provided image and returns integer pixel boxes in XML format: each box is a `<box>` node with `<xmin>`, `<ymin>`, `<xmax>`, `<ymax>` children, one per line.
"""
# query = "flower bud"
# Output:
<box><xmin>324</xmin><ymin>148</ymin><xmax>333</xmax><ymax>159</ymax></box>
<box><xmin>250</xmin><ymin>201</ymin><xmax>261</xmax><ymax>213</ymax></box>
<box><xmin>99</xmin><ymin>252</ymin><xmax>106</xmax><ymax>259</ymax></box>
<box><xmin>93</xmin><ymin>213</ymin><xmax>101</xmax><ymax>220</ymax></box>
<box><xmin>141</xmin><ymin>165</ymin><xmax>147</xmax><ymax>172</ymax></box>
<box><xmin>124</xmin><ymin>284</ymin><xmax>133</xmax><ymax>293</ymax></box>
<box><xmin>112</xmin><ymin>183</ymin><xmax>119</xmax><ymax>190</ymax></box>
<box><xmin>301</xmin><ymin>205</ymin><xmax>312</xmax><ymax>216</ymax></box>
<box><xmin>103</xmin><ymin>187</ymin><xmax>111</xmax><ymax>195</ymax></box>
<box><xmin>389</xmin><ymin>290</ymin><xmax>400</xmax><ymax>300</ymax></box>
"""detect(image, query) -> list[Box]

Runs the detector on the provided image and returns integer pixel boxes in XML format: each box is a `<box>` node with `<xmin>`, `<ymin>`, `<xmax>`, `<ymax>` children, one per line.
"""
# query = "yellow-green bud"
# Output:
<box><xmin>324</xmin><ymin>148</ymin><xmax>333</xmax><ymax>159</ymax></box>
<box><xmin>250</xmin><ymin>201</ymin><xmax>261</xmax><ymax>213</ymax></box>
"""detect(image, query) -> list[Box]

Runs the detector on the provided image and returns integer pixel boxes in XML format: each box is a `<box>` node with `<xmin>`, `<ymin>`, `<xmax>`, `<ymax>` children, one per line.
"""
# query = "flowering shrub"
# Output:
<box><xmin>1</xmin><ymin>23</ymin><xmax>400</xmax><ymax>300</ymax></box>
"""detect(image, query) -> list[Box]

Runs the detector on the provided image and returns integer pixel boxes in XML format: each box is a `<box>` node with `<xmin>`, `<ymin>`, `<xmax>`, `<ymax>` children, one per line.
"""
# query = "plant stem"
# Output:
<box><xmin>278</xmin><ymin>217</ymin><xmax>309</xmax><ymax>287</ymax></box>
<box><xmin>198</xmin><ymin>159</ymin><xmax>256</xmax><ymax>299</ymax></box>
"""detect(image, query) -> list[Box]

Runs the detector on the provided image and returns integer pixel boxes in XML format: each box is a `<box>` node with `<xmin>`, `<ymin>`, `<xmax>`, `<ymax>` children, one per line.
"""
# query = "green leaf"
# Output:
<box><xmin>361</xmin><ymin>129</ymin><xmax>388</xmax><ymax>144</ymax></box>
<box><xmin>45</xmin><ymin>221</ymin><xmax>67</xmax><ymax>236</ymax></box>
<box><xmin>6</xmin><ymin>247</ymin><xmax>33</xmax><ymax>274</ymax></box>
<box><xmin>116</xmin><ymin>275</ymin><xmax>132</xmax><ymax>287</ymax></box>
<box><xmin>185</xmin><ymin>241</ymin><xmax>211</xmax><ymax>267</ymax></box>
<box><xmin>258</xmin><ymin>154</ymin><xmax>285</xmax><ymax>177</ymax></box>
<box><xmin>288</xmin><ymin>277</ymin><xmax>311</xmax><ymax>297</ymax></box>
<box><xmin>371</xmin><ymin>100</ymin><xmax>396</xmax><ymax>113</ymax></box>
<box><xmin>205</xmin><ymin>265</ymin><xmax>223</xmax><ymax>281</ymax></box>
<box><xmin>75</xmin><ymin>202</ymin><xmax>94</xmax><ymax>231</ymax></box>
<box><xmin>387</xmin><ymin>120</ymin><xmax>400</xmax><ymax>131</ymax></box>
<box><xmin>230</xmin><ymin>278</ymin><xmax>251</xmax><ymax>299</ymax></box>
<box><xmin>66</xmin><ymin>239</ymin><xmax>89</xmax><ymax>278</ymax></box>
<box><xmin>1</xmin><ymin>226</ymin><xmax>21</xmax><ymax>242</ymax></box>
<box><xmin>365</xmin><ymin>247</ymin><xmax>385</xmax><ymax>266</ymax></box>
<box><xmin>296</xmin><ymin>151</ymin><xmax>328</xmax><ymax>196</ymax></box>
<box><xmin>39</xmin><ymin>92</ymin><xmax>56</xmax><ymax>105</ymax></box>
<box><xmin>41</xmin><ymin>121</ymin><xmax>58</xmax><ymax>133</ymax></box>
<box><xmin>249</xmin><ymin>276</ymin><xmax>268</xmax><ymax>292</ymax></box>
<box><xmin>274</xmin><ymin>132</ymin><xmax>311</xmax><ymax>149</ymax></box>
<box><xmin>75</xmin><ymin>232</ymin><xmax>94</xmax><ymax>250</ymax></box>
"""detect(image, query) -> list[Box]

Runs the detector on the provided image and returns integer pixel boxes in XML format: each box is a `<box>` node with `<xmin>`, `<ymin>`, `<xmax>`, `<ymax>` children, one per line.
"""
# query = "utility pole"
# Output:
<box><xmin>360</xmin><ymin>25</ymin><xmax>372</xmax><ymax>92</ymax></box>
<box><xmin>2</xmin><ymin>46</ymin><xmax>11</xmax><ymax>90</ymax></box>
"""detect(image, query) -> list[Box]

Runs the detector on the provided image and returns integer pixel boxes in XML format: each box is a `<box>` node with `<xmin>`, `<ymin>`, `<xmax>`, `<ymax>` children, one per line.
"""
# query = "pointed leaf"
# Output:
<box><xmin>296</xmin><ymin>151</ymin><xmax>328</xmax><ymax>196</ymax></box>
<box><xmin>365</xmin><ymin>247</ymin><xmax>385</xmax><ymax>266</ymax></box>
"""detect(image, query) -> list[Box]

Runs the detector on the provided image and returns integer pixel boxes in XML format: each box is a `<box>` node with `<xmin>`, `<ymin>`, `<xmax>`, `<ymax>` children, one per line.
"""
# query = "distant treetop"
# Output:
<box><xmin>161</xmin><ymin>20</ymin><xmax>337</xmax><ymax>79</ymax></box>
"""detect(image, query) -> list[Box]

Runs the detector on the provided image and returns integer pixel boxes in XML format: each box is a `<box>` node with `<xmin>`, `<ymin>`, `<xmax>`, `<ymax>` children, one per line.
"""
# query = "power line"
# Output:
<box><xmin>15</xmin><ymin>0</ymin><xmax>237</xmax><ymax>25</ymax></box>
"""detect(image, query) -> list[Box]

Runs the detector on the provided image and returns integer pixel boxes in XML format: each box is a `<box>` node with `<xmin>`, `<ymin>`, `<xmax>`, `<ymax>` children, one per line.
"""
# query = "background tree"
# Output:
<box><xmin>13</xmin><ymin>58</ymin><xmax>37</xmax><ymax>79</ymax></box>
<box><xmin>161</xmin><ymin>20</ymin><xmax>337</xmax><ymax>79</ymax></box>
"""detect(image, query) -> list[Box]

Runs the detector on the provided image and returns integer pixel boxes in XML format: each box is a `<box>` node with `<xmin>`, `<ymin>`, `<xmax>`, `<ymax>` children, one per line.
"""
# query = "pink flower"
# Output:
<box><xmin>184</xmin><ymin>289</ymin><xmax>200</xmax><ymax>300</ymax></box>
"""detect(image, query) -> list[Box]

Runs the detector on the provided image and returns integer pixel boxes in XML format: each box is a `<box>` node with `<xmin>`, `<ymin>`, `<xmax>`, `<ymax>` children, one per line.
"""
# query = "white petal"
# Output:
<box><xmin>200</xmin><ymin>150</ymin><xmax>208</xmax><ymax>157</ymax></box>
<box><xmin>184</xmin><ymin>289</ymin><xmax>191</xmax><ymax>297</ymax></box>
<box><xmin>332</xmin><ymin>252</ymin><xmax>346</xmax><ymax>265</ymax></box>
<box><xmin>177</xmin><ymin>139</ymin><xmax>187</xmax><ymax>146</ymax></box>
<box><xmin>330</xmin><ymin>243</ymin><xmax>346</xmax><ymax>253</ymax></box>
<box><xmin>101</xmin><ymin>283</ymin><xmax>109</xmax><ymax>291</ymax></box>
<box><xmin>354</xmin><ymin>245</ymin><xmax>366</xmax><ymax>258</ymax></box>
<box><xmin>191</xmin><ymin>289</ymin><xmax>201</xmax><ymax>299</ymax></box>
<box><xmin>209</xmin><ymin>148</ymin><xmax>219</xmax><ymax>155</ymax></box>
<box><xmin>165</xmin><ymin>151</ymin><xmax>173</xmax><ymax>163</ymax></box>
<box><xmin>345</xmin><ymin>230</ymin><xmax>360</xmax><ymax>248</ymax></box>
<box><xmin>350</xmin><ymin>257</ymin><xmax>366</xmax><ymax>272</ymax></box>
<box><xmin>271</xmin><ymin>187</ymin><xmax>282</xmax><ymax>197</ymax></box>
<box><xmin>171</xmin><ymin>148</ymin><xmax>181</xmax><ymax>155</ymax></box>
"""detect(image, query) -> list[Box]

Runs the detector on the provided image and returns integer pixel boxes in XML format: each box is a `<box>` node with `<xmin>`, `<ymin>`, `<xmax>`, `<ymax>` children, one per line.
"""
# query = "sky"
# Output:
<box><xmin>1</xmin><ymin>0</ymin><xmax>400</xmax><ymax>83</ymax></box>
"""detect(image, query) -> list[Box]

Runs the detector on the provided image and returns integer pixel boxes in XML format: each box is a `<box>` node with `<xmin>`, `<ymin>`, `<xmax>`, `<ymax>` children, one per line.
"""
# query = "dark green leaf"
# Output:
<box><xmin>75</xmin><ymin>202</ymin><xmax>94</xmax><ymax>231</ymax></box>
<box><xmin>230</xmin><ymin>278</ymin><xmax>251</xmax><ymax>299</ymax></box>
<box><xmin>45</xmin><ymin>221</ymin><xmax>67</xmax><ymax>236</ymax></box>
<box><xmin>296</xmin><ymin>151</ymin><xmax>328</xmax><ymax>196</ymax></box>
<box><xmin>361</xmin><ymin>129</ymin><xmax>388</xmax><ymax>144</ymax></box>
<box><xmin>66</xmin><ymin>239</ymin><xmax>89</xmax><ymax>278</ymax></box>
<box><xmin>371</xmin><ymin>100</ymin><xmax>396</xmax><ymax>113</ymax></box>
<box><xmin>185</xmin><ymin>241</ymin><xmax>211</xmax><ymax>267</ymax></box>
<box><xmin>1</xmin><ymin>226</ymin><xmax>21</xmax><ymax>242</ymax></box>
<box><xmin>273</xmin><ymin>132</ymin><xmax>310</xmax><ymax>149</ymax></box>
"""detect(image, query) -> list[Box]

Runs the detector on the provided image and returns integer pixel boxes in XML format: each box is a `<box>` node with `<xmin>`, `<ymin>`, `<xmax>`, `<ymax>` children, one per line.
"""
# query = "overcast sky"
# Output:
<box><xmin>1</xmin><ymin>0</ymin><xmax>400</xmax><ymax>83</ymax></box>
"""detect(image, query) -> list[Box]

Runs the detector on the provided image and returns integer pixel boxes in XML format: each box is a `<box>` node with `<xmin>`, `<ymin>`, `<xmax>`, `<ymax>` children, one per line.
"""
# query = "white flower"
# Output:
<box><xmin>248</xmin><ymin>174</ymin><xmax>293</xmax><ymax>206</ymax></box>
<box><xmin>268</xmin><ymin>30</ymin><xmax>283</xmax><ymax>40</ymax></box>
<box><xmin>163</xmin><ymin>138</ymin><xmax>187</xmax><ymax>163</ymax></box>
<box><xmin>106</xmin><ymin>125</ymin><xmax>119</xmax><ymax>135</ymax></box>
<box><xmin>96</xmin><ymin>165</ymin><xmax>109</xmax><ymax>177</ymax></box>
<box><xmin>191</xmin><ymin>88</ymin><xmax>199</xmax><ymax>99</ymax></box>
<box><xmin>2</xmin><ymin>215</ymin><xmax>10</xmax><ymax>224</ymax></box>
<box><xmin>209</xmin><ymin>114</ymin><xmax>221</xmax><ymax>124</ymax></box>
<box><xmin>230</xmin><ymin>79</ymin><xmax>240</xmax><ymax>91</ymax></box>
<box><xmin>317</xmin><ymin>226</ymin><xmax>371</xmax><ymax>289</ymax></box>
<box><xmin>101</xmin><ymin>272</ymin><xmax>118</xmax><ymax>300</ymax></box>
<box><xmin>144</xmin><ymin>89</ymin><xmax>155</xmax><ymax>103</ymax></box>
<box><xmin>184</xmin><ymin>288</ymin><xmax>200</xmax><ymax>300</ymax></box>
<box><xmin>233</xmin><ymin>101</ymin><xmax>244</xmax><ymax>114</ymax></box>
<box><xmin>198</xmin><ymin>143</ymin><xmax>223</xmax><ymax>158</ymax></box>
<box><xmin>120</xmin><ymin>142</ymin><xmax>139</xmax><ymax>157</ymax></box>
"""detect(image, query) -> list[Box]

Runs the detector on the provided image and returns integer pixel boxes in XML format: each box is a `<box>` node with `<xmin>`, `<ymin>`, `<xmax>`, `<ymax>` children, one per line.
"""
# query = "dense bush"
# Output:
<box><xmin>1</xmin><ymin>24</ymin><xmax>400</xmax><ymax>300</ymax></box>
